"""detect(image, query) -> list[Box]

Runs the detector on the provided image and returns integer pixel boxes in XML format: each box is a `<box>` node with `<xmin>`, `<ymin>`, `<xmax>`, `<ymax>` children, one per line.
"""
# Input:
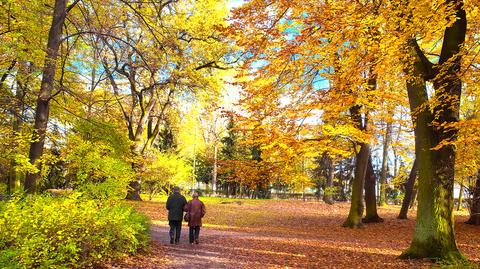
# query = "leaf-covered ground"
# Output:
<box><xmin>106</xmin><ymin>198</ymin><xmax>480</xmax><ymax>268</ymax></box>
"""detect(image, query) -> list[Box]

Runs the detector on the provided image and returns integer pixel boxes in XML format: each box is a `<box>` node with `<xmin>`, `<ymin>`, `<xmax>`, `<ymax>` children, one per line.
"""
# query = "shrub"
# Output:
<box><xmin>62</xmin><ymin>134</ymin><xmax>134</xmax><ymax>200</ymax></box>
<box><xmin>0</xmin><ymin>193</ymin><xmax>150</xmax><ymax>268</ymax></box>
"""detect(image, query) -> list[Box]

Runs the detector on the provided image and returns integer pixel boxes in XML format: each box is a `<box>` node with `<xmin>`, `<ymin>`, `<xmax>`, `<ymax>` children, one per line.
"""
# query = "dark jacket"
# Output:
<box><xmin>185</xmin><ymin>198</ymin><xmax>206</xmax><ymax>227</ymax></box>
<box><xmin>166</xmin><ymin>192</ymin><xmax>187</xmax><ymax>221</ymax></box>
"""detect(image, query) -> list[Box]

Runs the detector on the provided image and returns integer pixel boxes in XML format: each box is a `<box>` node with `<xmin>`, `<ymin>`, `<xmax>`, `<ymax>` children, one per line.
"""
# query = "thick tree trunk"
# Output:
<box><xmin>126</xmin><ymin>141</ymin><xmax>145</xmax><ymax>200</ymax></box>
<box><xmin>400</xmin><ymin>58</ymin><xmax>463</xmax><ymax>262</ymax></box>
<box><xmin>343</xmin><ymin>143</ymin><xmax>369</xmax><ymax>228</ymax></box>
<box><xmin>466</xmin><ymin>172</ymin><xmax>480</xmax><ymax>225</ymax></box>
<box><xmin>401</xmin><ymin>1</ymin><xmax>466</xmax><ymax>259</ymax></box>
<box><xmin>24</xmin><ymin>0</ymin><xmax>68</xmax><ymax>193</ymax></box>
<box><xmin>126</xmin><ymin>179</ymin><xmax>142</xmax><ymax>200</ymax></box>
<box><xmin>398</xmin><ymin>160</ymin><xmax>417</xmax><ymax>219</ymax></box>
<box><xmin>363</xmin><ymin>156</ymin><xmax>383</xmax><ymax>223</ymax></box>
<box><xmin>343</xmin><ymin>68</ymin><xmax>375</xmax><ymax>228</ymax></box>
<box><xmin>379</xmin><ymin>122</ymin><xmax>392</xmax><ymax>206</ymax></box>
<box><xmin>343</xmin><ymin>104</ymin><xmax>370</xmax><ymax>228</ymax></box>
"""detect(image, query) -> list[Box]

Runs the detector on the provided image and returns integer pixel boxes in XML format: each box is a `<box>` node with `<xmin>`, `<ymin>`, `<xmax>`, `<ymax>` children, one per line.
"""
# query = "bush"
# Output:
<box><xmin>62</xmin><ymin>134</ymin><xmax>134</xmax><ymax>200</ymax></box>
<box><xmin>0</xmin><ymin>193</ymin><xmax>150</xmax><ymax>268</ymax></box>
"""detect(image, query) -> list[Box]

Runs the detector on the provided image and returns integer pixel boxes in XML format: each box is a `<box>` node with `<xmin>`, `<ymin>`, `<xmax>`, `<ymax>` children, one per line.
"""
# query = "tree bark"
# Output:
<box><xmin>363</xmin><ymin>156</ymin><xmax>383</xmax><ymax>223</ymax></box>
<box><xmin>24</xmin><ymin>0</ymin><xmax>69</xmax><ymax>193</ymax></box>
<box><xmin>125</xmin><ymin>173</ymin><xmax>142</xmax><ymax>200</ymax></box>
<box><xmin>400</xmin><ymin>2</ymin><xmax>466</xmax><ymax>261</ymax></box>
<box><xmin>409</xmin><ymin>188</ymin><xmax>417</xmax><ymax>208</ymax></box>
<box><xmin>343</xmin><ymin>63</ymin><xmax>376</xmax><ymax>228</ymax></box>
<box><xmin>343</xmin><ymin>142</ymin><xmax>369</xmax><ymax>228</ymax></box>
<box><xmin>379</xmin><ymin>121</ymin><xmax>392</xmax><ymax>206</ymax></box>
<box><xmin>398</xmin><ymin>160</ymin><xmax>417</xmax><ymax>219</ymax></box>
<box><xmin>343</xmin><ymin>105</ymin><xmax>369</xmax><ymax>228</ymax></box>
<box><xmin>322</xmin><ymin>153</ymin><xmax>335</xmax><ymax>205</ymax></box>
<box><xmin>466</xmin><ymin>172</ymin><xmax>480</xmax><ymax>225</ymax></box>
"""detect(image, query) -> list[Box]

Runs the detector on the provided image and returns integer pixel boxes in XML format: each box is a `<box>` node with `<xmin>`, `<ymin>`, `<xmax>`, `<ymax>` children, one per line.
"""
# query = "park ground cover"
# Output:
<box><xmin>106</xmin><ymin>198</ymin><xmax>480</xmax><ymax>268</ymax></box>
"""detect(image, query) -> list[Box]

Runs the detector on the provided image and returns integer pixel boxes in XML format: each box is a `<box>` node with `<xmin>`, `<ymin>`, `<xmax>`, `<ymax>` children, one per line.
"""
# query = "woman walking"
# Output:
<box><xmin>185</xmin><ymin>192</ymin><xmax>206</xmax><ymax>244</ymax></box>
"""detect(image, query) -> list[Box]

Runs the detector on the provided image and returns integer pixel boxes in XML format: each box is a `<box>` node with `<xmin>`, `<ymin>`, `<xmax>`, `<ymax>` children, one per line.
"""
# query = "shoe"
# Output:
<box><xmin>170</xmin><ymin>239</ymin><xmax>174</xmax><ymax>244</ymax></box>
<box><xmin>195</xmin><ymin>240</ymin><xmax>199</xmax><ymax>244</ymax></box>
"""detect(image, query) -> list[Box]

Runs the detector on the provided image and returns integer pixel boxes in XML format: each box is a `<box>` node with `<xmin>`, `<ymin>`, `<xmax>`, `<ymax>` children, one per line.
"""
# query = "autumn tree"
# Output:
<box><xmin>393</xmin><ymin>0</ymin><xmax>468</xmax><ymax>262</ymax></box>
<box><xmin>78</xmin><ymin>0</ymin><xmax>230</xmax><ymax>199</ymax></box>
<box><xmin>21</xmin><ymin>0</ymin><xmax>84</xmax><ymax>193</ymax></box>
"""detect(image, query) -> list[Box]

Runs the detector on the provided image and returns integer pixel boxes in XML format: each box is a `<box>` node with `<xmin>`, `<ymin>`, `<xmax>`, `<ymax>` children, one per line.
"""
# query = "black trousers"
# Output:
<box><xmin>169</xmin><ymin>220</ymin><xmax>182</xmax><ymax>243</ymax></box>
<box><xmin>189</xmin><ymin>226</ymin><xmax>201</xmax><ymax>243</ymax></box>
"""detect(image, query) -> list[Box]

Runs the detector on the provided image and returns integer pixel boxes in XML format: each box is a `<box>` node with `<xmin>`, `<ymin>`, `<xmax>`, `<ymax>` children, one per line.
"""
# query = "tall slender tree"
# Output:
<box><xmin>24</xmin><ymin>0</ymin><xmax>79</xmax><ymax>193</ymax></box>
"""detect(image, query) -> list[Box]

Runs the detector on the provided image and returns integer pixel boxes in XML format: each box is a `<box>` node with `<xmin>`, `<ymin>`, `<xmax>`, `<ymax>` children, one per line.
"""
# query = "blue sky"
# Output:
<box><xmin>227</xmin><ymin>0</ymin><xmax>244</xmax><ymax>10</ymax></box>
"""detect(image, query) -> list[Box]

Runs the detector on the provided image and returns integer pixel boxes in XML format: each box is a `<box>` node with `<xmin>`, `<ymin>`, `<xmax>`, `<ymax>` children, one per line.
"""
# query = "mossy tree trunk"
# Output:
<box><xmin>398</xmin><ymin>160</ymin><xmax>417</xmax><ymax>219</ymax></box>
<box><xmin>400</xmin><ymin>1</ymin><xmax>466</xmax><ymax>262</ymax></box>
<box><xmin>363</xmin><ymin>155</ymin><xmax>383</xmax><ymax>223</ymax></box>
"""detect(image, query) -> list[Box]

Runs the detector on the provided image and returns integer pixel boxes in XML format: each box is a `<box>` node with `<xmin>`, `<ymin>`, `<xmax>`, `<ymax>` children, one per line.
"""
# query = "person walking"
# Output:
<box><xmin>166</xmin><ymin>186</ymin><xmax>187</xmax><ymax>244</ymax></box>
<box><xmin>185</xmin><ymin>192</ymin><xmax>206</xmax><ymax>244</ymax></box>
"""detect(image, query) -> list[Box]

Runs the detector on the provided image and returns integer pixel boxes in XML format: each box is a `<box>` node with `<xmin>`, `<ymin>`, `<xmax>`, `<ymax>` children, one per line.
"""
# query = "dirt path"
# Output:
<box><xmin>151</xmin><ymin>225</ymin><xmax>261</xmax><ymax>268</ymax></box>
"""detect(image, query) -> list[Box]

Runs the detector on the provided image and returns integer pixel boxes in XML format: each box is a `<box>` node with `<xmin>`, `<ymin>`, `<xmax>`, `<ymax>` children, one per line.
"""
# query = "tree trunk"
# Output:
<box><xmin>363</xmin><ymin>156</ymin><xmax>383</xmax><ymax>223</ymax></box>
<box><xmin>400</xmin><ymin>2</ymin><xmax>466</xmax><ymax>259</ymax></box>
<box><xmin>344</xmin><ymin>104</ymin><xmax>370</xmax><ymax>228</ymax></box>
<box><xmin>343</xmin><ymin>69</ymin><xmax>375</xmax><ymax>228</ymax></box>
<box><xmin>337</xmin><ymin>160</ymin><xmax>345</xmax><ymax>201</ymax></box>
<box><xmin>400</xmin><ymin>59</ymin><xmax>463</xmax><ymax>261</ymax></box>
<box><xmin>126</xmin><ymin>179</ymin><xmax>142</xmax><ymax>200</ymax></box>
<box><xmin>212</xmin><ymin>143</ymin><xmax>218</xmax><ymax>195</ymax></box>
<box><xmin>466</xmin><ymin>172</ymin><xmax>480</xmax><ymax>225</ymax></box>
<box><xmin>398</xmin><ymin>160</ymin><xmax>417</xmax><ymax>219</ymax></box>
<box><xmin>457</xmin><ymin>182</ymin><xmax>464</xmax><ymax>211</ymax></box>
<box><xmin>24</xmin><ymin>0</ymin><xmax>69</xmax><ymax>193</ymax></box>
<box><xmin>343</xmin><ymin>142</ymin><xmax>369</xmax><ymax>228</ymax></box>
<box><xmin>9</xmin><ymin>62</ymin><xmax>31</xmax><ymax>194</ymax></box>
<box><xmin>379</xmin><ymin>121</ymin><xmax>392</xmax><ymax>206</ymax></box>
<box><xmin>410</xmin><ymin>188</ymin><xmax>417</xmax><ymax>208</ymax></box>
<box><xmin>323</xmin><ymin>153</ymin><xmax>335</xmax><ymax>205</ymax></box>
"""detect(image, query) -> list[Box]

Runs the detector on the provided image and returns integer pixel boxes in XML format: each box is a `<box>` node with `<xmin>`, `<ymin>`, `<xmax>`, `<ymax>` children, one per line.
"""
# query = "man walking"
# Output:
<box><xmin>166</xmin><ymin>186</ymin><xmax>187</xmax><ymax>244</ymax></box>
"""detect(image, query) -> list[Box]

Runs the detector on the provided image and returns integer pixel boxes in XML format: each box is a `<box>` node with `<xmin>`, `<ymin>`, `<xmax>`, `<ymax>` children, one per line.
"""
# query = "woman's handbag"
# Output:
<box><xmin>184</xmin><ymin>212</ymin><xmax>190</xmax><ymax>222</ymax></box>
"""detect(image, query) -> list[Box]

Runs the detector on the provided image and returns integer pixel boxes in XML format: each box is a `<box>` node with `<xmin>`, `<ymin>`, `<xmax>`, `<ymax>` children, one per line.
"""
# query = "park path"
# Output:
<box><xmin>106</xmin><ymin>201</ymin><xmax>480</xmax><ymax>269</ymax></box>
<box><xmin>107</xmin><ymin>224</ymin><xmax>282</xmax><ymax>269</ymax></box>
<box><xmin>149</xmin><ymin>225</ymin><xmax>263</xmax><ymax>269</ymax></box>
<box><xmin>109</xmin><ymin>222</ymin><xmax>431</xmax><ymax>269</ymax></box>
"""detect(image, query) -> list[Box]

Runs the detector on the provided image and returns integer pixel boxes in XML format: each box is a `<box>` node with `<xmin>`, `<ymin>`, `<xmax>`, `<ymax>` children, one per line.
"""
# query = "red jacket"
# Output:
<box><xmin>185</xmin><ymin>198</ymin><xmax>206</xmax><ymax>227</ymax></box>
